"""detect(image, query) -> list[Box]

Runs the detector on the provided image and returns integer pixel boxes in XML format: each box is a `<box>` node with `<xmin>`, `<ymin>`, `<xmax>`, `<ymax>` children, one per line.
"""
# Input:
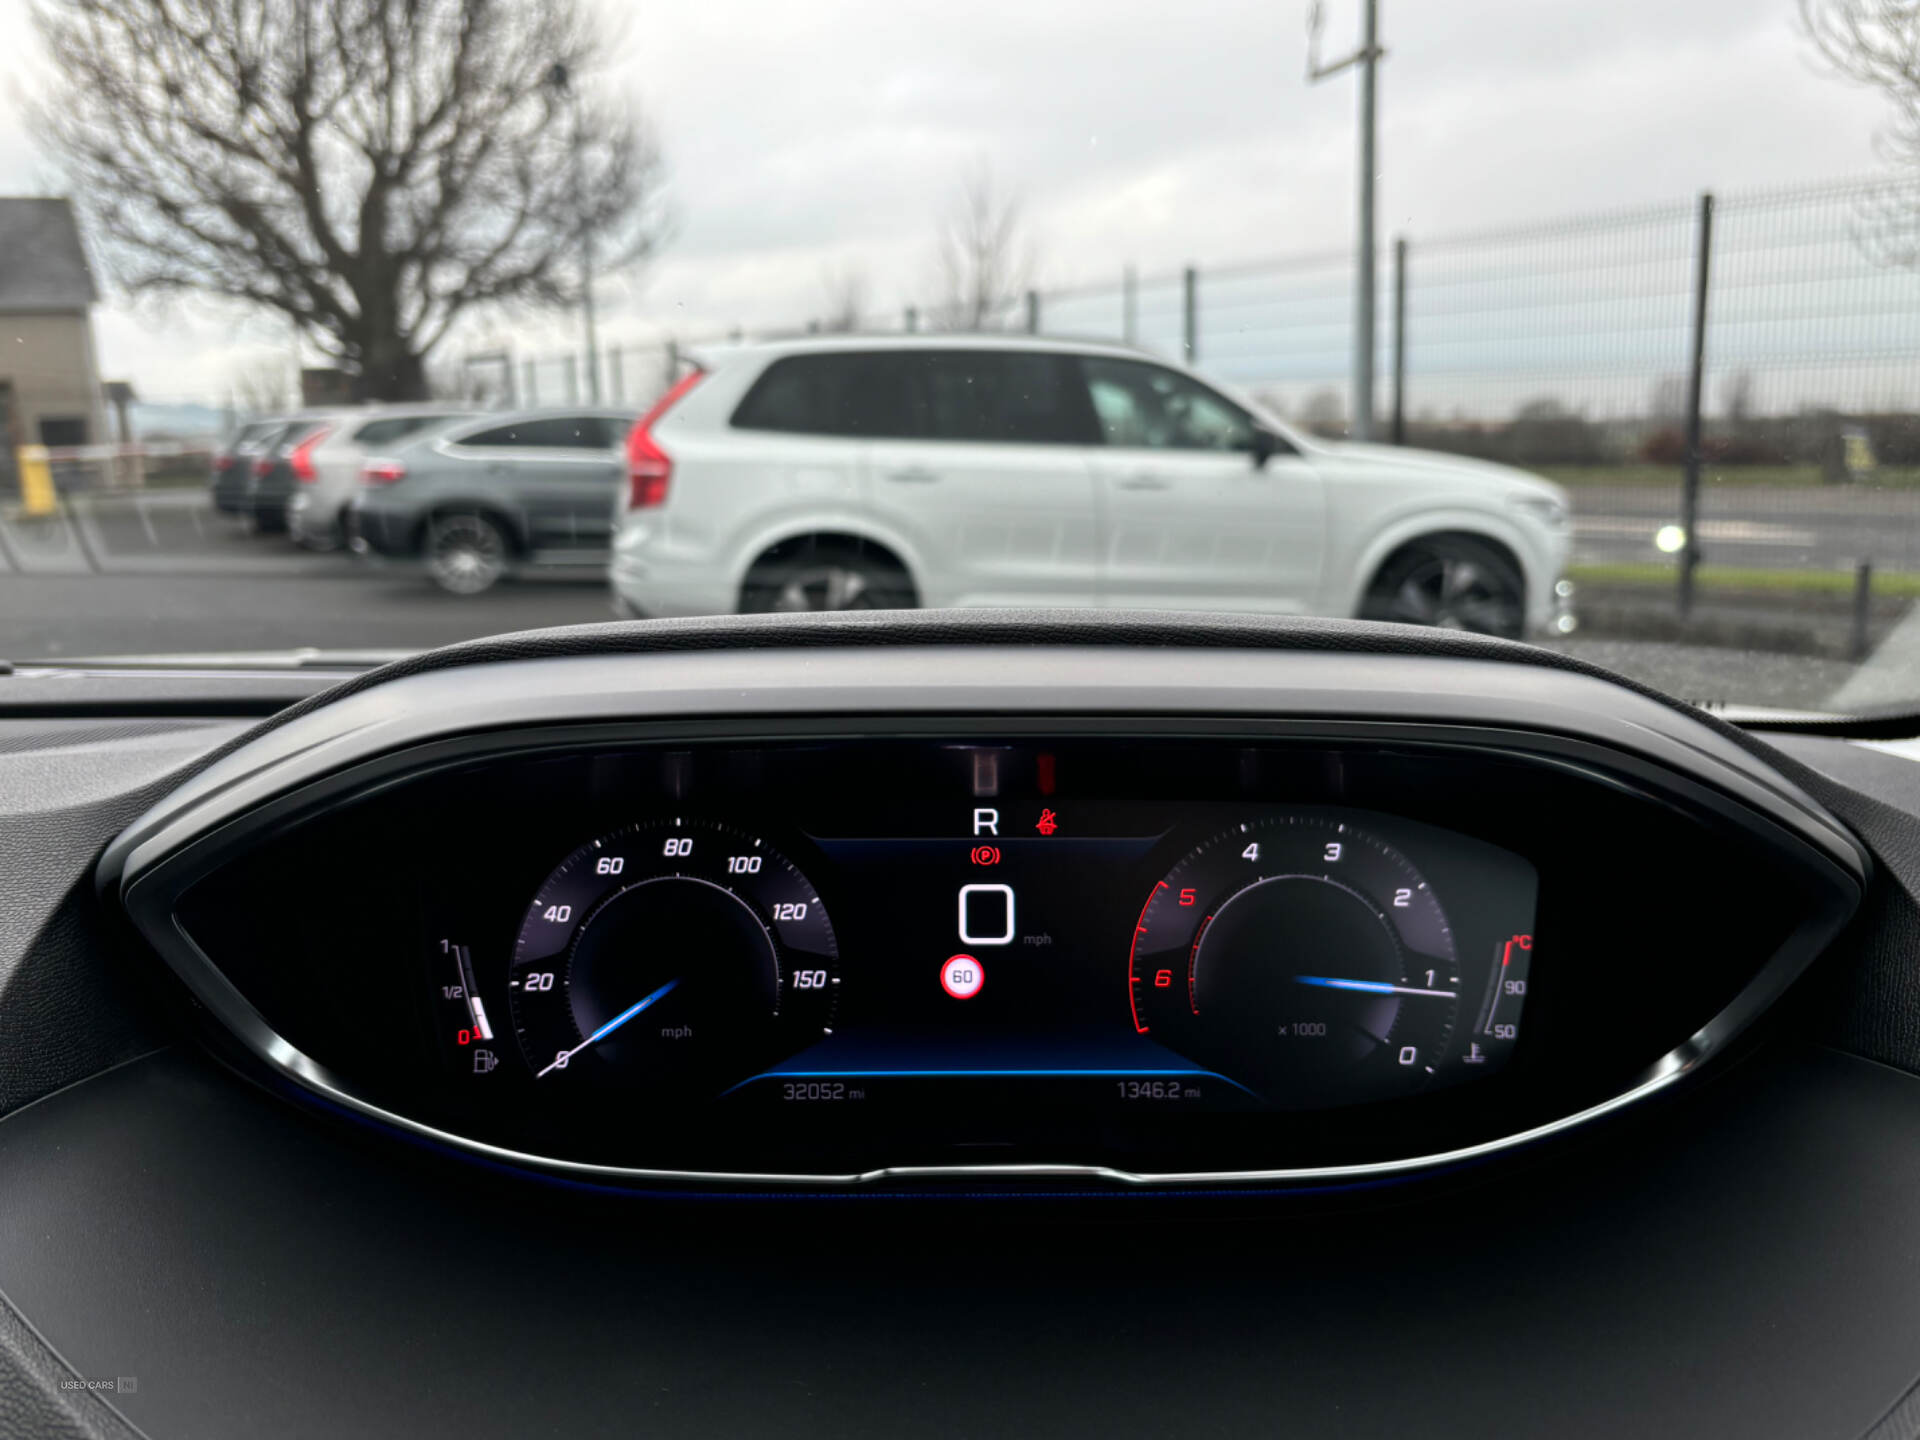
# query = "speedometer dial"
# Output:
<box><xmin>1130</xmin><ymin>814</ymin><xmax>1461</xmax><ymax>1105</ymax></box>
<box><xmin>508</xmin><ymin>820</ymin><xmax>838</xmax><ymax>1095</ymax></box>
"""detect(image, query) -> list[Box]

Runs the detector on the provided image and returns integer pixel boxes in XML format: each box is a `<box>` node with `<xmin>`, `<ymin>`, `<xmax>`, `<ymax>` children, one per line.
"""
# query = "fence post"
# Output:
<box><xmin>523</xmin><ymin>360</ymin><xmax>538</xmax><ymax>409</ymax></box>
<box><xmin>503</xmin><ymin>346</ymin><xmax>518</xmax><ymax>409</ymax></box>
<box><xmin>608</xmin><ymin>347</ymin><xmax>625</xmax><ymax>406</ymax></box>
<box><xmin>1678</xmin><ymin>191</ymin><xmax>1715</xmax><ymax>621</ymax></box>
<box><xmin>662</xmin><ymin>338</ymin><xmax>680</xmax><ymax>396</ymax></box>
<box><xmin>562</xmin><ymin>354</ymin><xmax>579</xmax><ymax>404</ymax></box>
<box><xmin>1182</xmin><ymin>265</ymin><xmax>1197</xmax><ymax>364</ymax></box>
<box><xmin>1391</xmin><ymin>236</ymin><xmax>1407</xmax><ymax>446</ymax></box>
<box><xmin>904</xmin><ymin>306</ymin><xmax>919</xmax><ymax>333</ymax></box>
<box><xmin>1025</xmin><ymin>290</ymin><xmax>1040</xmax><ymax>334</ymax></box>
<box><xmin>1123</xmin><ymin>265</ymin><xmax>1137</xmax><ymax>344</ymax></box>
<box><xmin>1852</xmin><ymin>559</ymin><xmax>1874</xmax><ymax>661</ymax></box>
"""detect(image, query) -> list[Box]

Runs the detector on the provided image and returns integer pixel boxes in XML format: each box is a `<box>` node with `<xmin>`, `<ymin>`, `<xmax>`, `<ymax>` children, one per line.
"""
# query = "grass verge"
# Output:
<box><xmin>1570</xmin><ymin>561</ymin><xmax>1920</xmax><ymax>597</ymax></box>
<box><xmin>1541</xmin><ymin>464</ymin><xmax>1920</xmax><ymax>489</ymax></box>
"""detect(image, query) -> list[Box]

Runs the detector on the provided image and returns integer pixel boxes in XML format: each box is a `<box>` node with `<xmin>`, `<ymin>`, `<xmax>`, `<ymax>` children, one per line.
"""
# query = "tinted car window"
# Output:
<box><xmin>283</xmin><ymin>419</ymin><xmax>332</xmax><ymax>450</ymax></box>
<box><xmin>236</xmin><ymin>421</ymin><xmax>289</xmax><ymax>451</ymax></box>
<box><xmin>1079</xmin><ymin>357</ymin><xmax>1255</xmax><ymax>451</ymax></box>
<box><xmin>228</xmin><ymin>420</ymin><xmax>278</xmax><ymax>448</ymax></box>
<box><xmin>911</xmin><ymin>351</ymin><xmax>1096</xmax><ymax>445</ymax></box>
<box><xmin>460</xmin><ymin>416</ymin><xmax>613</xmax><ymax>449</ymax></box>
<box><xmin>354</xmin><ymin>415</ymin><xmax>453</xmax><ymax>447</ymax></box>
<box><xmin>731</xmin><ymin>353</ymin><xmax>913</xmax><ymax>437</ymax></box>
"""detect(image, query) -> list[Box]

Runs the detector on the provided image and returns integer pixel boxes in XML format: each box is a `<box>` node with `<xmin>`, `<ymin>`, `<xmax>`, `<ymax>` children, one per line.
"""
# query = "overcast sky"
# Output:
<box><xmin>0</xmin><ymin>0</ymin><xmax>1896</xmax><ymax>403</ymax></box>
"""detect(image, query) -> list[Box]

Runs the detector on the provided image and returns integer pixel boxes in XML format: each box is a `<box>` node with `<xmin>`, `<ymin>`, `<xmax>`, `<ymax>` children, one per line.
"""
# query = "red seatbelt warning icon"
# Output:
<box><xmin>1035</xmin><ymin>808</ymin><xmax>1059</xmax><ymax>836</ymax></box>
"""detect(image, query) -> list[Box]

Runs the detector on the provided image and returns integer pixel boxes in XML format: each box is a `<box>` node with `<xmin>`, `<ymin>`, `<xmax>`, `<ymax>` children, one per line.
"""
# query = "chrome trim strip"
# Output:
<box><xmin>102</xmin><ymin>647</ymin><xmax>1868</xmax><ymax>1189</ymax></box>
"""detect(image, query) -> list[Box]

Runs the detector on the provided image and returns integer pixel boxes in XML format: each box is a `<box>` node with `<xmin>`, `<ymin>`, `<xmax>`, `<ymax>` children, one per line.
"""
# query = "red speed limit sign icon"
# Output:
<box><xmin>941</xmin><ymin>954</ymin><xmax>984</xmax><ymax>1000</ymax></box>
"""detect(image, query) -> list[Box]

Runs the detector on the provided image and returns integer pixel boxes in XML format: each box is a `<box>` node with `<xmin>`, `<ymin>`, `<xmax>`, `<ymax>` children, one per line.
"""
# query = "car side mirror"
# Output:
<box><xmin>1249</xmin><ymin>427</ymin><xmax>1290</xmax><ymax>470</ymax></box>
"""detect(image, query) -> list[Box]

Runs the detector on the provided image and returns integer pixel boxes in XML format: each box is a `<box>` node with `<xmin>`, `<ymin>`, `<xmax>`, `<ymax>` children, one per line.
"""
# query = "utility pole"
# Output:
<box><xmin>1308</xmin><ymin>0</ymin><xmax>1385</xmax><ymax>441</ymax></box>
<box><xmin>547</xmin><ymin>62</ymin><xmax>600</xmax><ymax>403</ymax></box>
<box><xmin>1678</xmin><ymin>192</ymin><xmax>1714</xmax><ymax>621</ymax></box>
<box><xmin>582</xmin><ymin>229</ymin><xmax>600</xmax><ymax>404</ymax></box>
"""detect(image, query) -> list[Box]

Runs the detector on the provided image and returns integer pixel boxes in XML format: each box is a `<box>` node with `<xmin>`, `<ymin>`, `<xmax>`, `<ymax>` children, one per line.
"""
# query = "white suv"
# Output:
<box><xmin>608</xmin><ymin>336</ymin><xmax>1574</xmax><ymax>637</ymax></box>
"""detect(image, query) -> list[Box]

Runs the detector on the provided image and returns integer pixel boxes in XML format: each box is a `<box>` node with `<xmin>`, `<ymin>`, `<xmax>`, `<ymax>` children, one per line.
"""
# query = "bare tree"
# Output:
<box><xmin>227</xmin><ymin>358</ymin><xmax>293</xmax><ymax>415</ymax></box>
<box><xmin>1800</xmin><ymin>1</ymin><xmax>1920</xmax><ymax>267</ymax></box>
<box><xmin>1299</xmin><ymin>387</ymin><xmax>1346</xmax><ymax>435</ymax></box>
<box><xmin>1722</xmin><ymin>368</ymin><xmax>1757</xmax><ymax>424</ymax></box>
<box><xmin>818</xmin><ymin>263</ymin><xmax>870</xmax><ymax>333</ymax></box>
<box><xmin>31</xmin><ymin>0</ymin><xmax>668</xmax><ymax>399</ymax></box>
<box><xmin>1649</xmin><ymin>374</ymin><xmax>1688</xmax><ymax>424</ymax></box>
<box><xmin>931</xmin><ymin>163</ymin><xmax>1034</xmax><ymax>331</ymax></box>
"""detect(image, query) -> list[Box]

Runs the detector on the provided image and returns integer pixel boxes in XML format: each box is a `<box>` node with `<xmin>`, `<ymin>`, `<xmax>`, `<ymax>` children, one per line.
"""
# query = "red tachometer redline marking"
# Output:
<box><xmin>1187</xmin><ymin>914</ymin><xmax>1213</xmax><ymax>1015</ymax></box>
<box><xmin>1126</xmin><ymin>881</ymin><xmax>1168</xmax><ymax>1033</ymax></box>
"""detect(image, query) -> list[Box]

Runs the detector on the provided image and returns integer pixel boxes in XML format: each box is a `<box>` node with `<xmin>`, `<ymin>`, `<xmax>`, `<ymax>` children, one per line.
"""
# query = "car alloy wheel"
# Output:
<box><xmin>425</xmin><ymin>513</ymin><xmax>510</xmax><ymax>596</ymax></box>
<box><xmin>1365</xmin><ymin>538</ymin><xmax>1525</xmax><ymax>639</ymax></box>
<box><xmin>771</xmin><ymin>563</ymin><xmax>880</xmax><ymax>612</ymax></box>
<box><xmin>742</xmin><ymin>548</ymin><xmax>915</xmax><ymax>613</ymax></box>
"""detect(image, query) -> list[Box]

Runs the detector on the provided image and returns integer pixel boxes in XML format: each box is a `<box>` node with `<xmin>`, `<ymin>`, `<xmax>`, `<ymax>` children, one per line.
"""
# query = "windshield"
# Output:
<box><xmin>1</xmin><ymin>0</ymin><xmax>1915</xmax><ymax>711</ymax></box>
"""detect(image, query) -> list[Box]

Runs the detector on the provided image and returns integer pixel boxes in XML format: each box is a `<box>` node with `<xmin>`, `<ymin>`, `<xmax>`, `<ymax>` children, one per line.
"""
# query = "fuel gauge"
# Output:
<box><xmin>438</xmin><ymin>939</ymin><xmax>501</xmax><ymax>1076</ymax></box>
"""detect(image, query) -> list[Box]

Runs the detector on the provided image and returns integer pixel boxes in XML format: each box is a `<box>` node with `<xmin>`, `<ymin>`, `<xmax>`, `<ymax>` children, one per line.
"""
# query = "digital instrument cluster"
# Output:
<box><xmin>469</xmin><ymin>802</ymin><xmax>1534</xmax><ymax>1115</ymax></box>
<box><xmin>160</xmin><ymin>727</ymin><xmax>1852</xmax><ymax>1183</ymax></box>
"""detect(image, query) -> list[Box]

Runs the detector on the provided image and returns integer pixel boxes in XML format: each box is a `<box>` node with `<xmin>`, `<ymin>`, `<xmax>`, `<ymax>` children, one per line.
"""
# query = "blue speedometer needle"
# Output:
<box><xmin>536</xmin><ymin>978</ymin><xmax>681</xmax><ymax>1077</ymax></box>
<box><xmin>1295</xmin><ymin>975</ymin><xmax>1456</xmax><ymax>998</ymax></box>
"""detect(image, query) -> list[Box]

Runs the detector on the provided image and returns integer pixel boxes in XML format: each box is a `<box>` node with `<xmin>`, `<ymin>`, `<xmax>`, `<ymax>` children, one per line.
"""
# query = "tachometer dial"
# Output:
<box><xmin>1130</xmin><ymin>814</ymin><xmax>1459</xmax><ymax>1104</ymax></box>
<box><xmin>508</xmin><ymin>820</ymin><xmax>838</xmax><ymax>1094</ymax></box>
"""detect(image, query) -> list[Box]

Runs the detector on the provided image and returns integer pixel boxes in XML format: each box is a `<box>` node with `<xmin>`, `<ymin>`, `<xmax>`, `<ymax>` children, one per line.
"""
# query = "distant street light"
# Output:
<box><xmin>546</xmin><ymin>62</ymin><xmax>600</xmax><ymax>403</ymax></box>
<box><xmin>1308</xmin><ymin>0</ymin><xmax>1386</xmax><ymax>442</ymax></box>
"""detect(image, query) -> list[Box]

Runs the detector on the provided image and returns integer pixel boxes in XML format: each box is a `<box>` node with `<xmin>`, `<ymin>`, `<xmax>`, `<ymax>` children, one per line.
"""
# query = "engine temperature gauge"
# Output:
<box><xmin>1469</xmin><ymin>932</ymin><xmax>1533</xmax><ymax>1067</ymax></box>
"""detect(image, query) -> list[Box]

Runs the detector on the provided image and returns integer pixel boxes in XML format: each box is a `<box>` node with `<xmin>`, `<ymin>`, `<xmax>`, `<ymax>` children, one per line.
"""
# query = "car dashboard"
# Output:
<box><xmin>6</xmin><ymin>612</ymin><xmax>1920</xmax><ymax>1437</ymax></box>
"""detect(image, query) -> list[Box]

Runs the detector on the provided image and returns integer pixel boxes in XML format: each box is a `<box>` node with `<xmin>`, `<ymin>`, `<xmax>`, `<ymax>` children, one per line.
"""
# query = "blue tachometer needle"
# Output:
<box><xmin>536</xmin><ymin>978</ymin><xmax>680</xmax><ymax>1077</ymax></box>
<box><xmin>1294</xmin><ymin>975</ymin><xmax>1456</xmax><ymax>998</ymax></box>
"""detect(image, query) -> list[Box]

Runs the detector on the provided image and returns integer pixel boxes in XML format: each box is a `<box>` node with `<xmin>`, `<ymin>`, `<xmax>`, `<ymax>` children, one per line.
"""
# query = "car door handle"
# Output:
<box><xmin>1117</xmin><ymin>474</ymin><xmax>1172</xmax><ymax>492</ymax></box>
<box><xmin>885</xmin><ymin>466</ymin><xmax>940</xmax><ymax>484</ymax></box>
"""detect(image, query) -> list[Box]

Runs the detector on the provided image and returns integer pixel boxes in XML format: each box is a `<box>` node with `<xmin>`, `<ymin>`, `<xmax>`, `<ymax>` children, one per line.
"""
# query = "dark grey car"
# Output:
<box><xmin>350</xmin><ymin>409</ymin><xmax>636</xmax><ymax>593</ymax></box>
<box><xmin>209</xmin><ymin>418</ymin><xmax>289</xmax><ymax>515</ymax></box>
<box><xmin>238</xmin><ymin>412</ymin><xmax>346</xmax><ymax>532</ymax></box>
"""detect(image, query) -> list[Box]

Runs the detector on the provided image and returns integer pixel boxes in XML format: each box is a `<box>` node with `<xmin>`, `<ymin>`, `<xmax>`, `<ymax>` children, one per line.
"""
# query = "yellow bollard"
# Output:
<box><xmin>17</xmin><ymin>445</ymin><xmax>56</xmax><ymax>518</ymax></box>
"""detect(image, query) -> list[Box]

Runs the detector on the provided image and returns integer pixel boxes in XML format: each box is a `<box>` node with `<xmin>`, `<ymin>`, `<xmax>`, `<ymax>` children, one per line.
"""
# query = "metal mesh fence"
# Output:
<box><xmin>478</xmin><ymin>173</ymin><xmax>1920</xmax><ymax>587</ymax></box>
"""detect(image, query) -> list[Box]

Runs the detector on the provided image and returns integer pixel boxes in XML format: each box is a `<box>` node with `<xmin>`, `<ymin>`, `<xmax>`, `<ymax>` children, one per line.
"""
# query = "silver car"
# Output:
<box><xmin>286</xmin><ymin>406</ymin><xmax>475</xmax><ymax>551</ymax></box>
<box><xmin>349</xmin><ymin>408</ymin><xmax>636</xmax><ymax>594</ymax></box>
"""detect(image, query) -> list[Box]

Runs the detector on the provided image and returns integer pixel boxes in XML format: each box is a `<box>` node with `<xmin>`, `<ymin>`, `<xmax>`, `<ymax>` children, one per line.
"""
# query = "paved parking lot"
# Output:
<box><xmin>0</xmin><ymin>489</ymin><xmax>350</xmax><ymax>578</ymax></box>
<box><xmin>0</xmin><ymin>489</ymin><xmax>614</xmax><ymax>657</ymax></box>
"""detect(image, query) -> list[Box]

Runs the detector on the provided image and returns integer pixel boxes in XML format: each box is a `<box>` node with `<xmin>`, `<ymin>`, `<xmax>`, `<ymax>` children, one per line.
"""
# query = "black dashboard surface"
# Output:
<box><xmin>5</xmin><ymin>616</ymin><xmax>1920</xmax><ymax>1437</ymax></box>
<box><xmin>4</xmin><ymin>1042</ymin><xmax>1920</xmax><ymax>1439</ymax></box>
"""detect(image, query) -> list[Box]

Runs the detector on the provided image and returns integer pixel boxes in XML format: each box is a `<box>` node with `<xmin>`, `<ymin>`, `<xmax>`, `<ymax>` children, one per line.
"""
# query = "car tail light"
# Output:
<box><xmin>626</xmin><ymin>368</ymin><xmax>705</xmax><ymax>510</ymax></box>
<box><xmin>251</xmin><ymin>454</ymin><xmax>274</xmax><ymax>478</ymax></box>
<box><xmin>290</xmin><ymin>425</ymin><xmax>333</xmax><ymax>483</ymax></box>
<box><xmin>361</xmin><ymin>458</ymin><xmax>407</xmax><ymax>485</ymax></box>
<box><xmin>213</xmin><ymin>453</ymin><xmax>235</xmax><ymax>472</ymax></box>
